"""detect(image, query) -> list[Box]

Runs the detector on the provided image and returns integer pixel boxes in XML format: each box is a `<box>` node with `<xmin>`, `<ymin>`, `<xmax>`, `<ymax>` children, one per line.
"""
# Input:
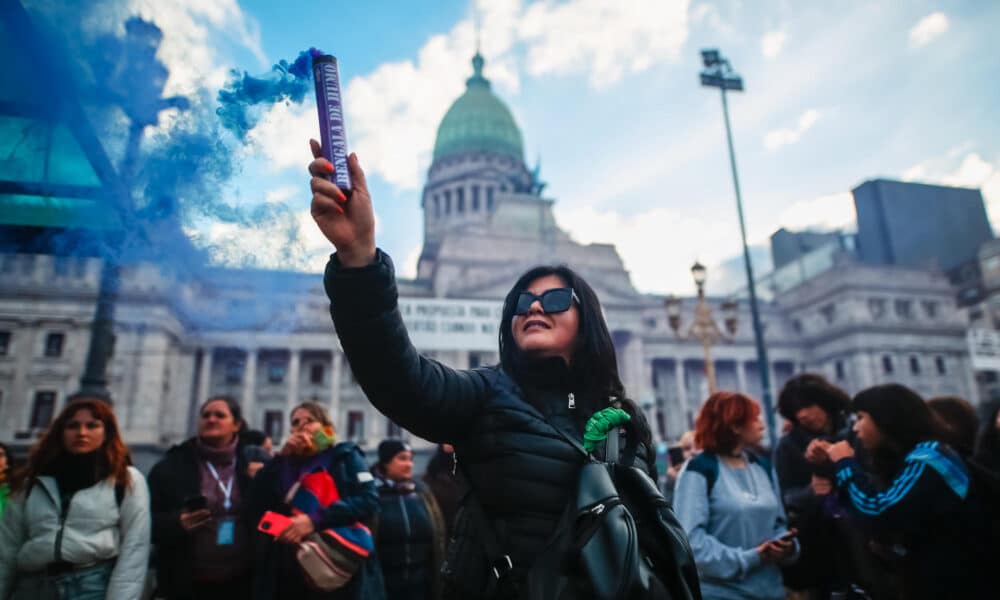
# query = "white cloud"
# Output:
<box><xmin>776</xmin><ymin>192</ymin><xmax>857</xmax><ymax>232</ymax></box>
<box><xmin>903</xmin><ymin>151</ymin><xmax>1000</xmax><ymax>230</ymax></box>
<box><xmin>909</xmin><ymin>12</ymin><xmax>950</xmax><ymax>48</ymax></box>
<box><xmin>761</xmin><ymin>30</ymin><xmax>787</xmax><ymax>60</ymax></box>
<box><xmin>194</xmin><ymin>208</ymin><xmax>333</xmax><ymax>272</ymax></box>
<box><xmin>763</xmin><ymin>109</ymin><xmax>822</xmax><ymax>151</ymax></box>
<box><xmin>245</xmin><ymin>101</ymin><xmax>318</xmax><ymax>173</ymax></box>
<box><xmin>400</xmin><ymin>245</ymin><xmax>422</xmax><ymax>279</ymax></box>
<box><xmin>264</xmin><ymin>185</ymin><xmax>300</xmax><ymax>205</ymax></box>
<box><xmin>92</xmin><ymin>0</ymin><xmax>268</xmax><ymax>97</ymax></box>
<box><xmin>554</xmin><ymin>205</ymin><xmax>738</xmax><ymax>294</ymax></box>
<box><xmin>519</xmin><ymin>0</ymin><xmax>691</xmax><ymax>87</ymax></box>
<box><xmin>345</xmin><ymin>0</ymin><xmax>692</xmax><ymax>191</ymax></box>
<box><xmin>343</xmin><ymin>0</ymin><xmax>522</xmax><ymax>190</ymax></box>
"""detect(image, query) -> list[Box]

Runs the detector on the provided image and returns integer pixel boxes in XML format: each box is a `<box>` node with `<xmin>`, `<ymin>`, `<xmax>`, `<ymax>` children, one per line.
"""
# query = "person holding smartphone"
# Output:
<box><xmin>243</xmin><ymin>402</ymin><xmax>383</xmax><ymax>600</ymax></box>
<box><xmin>674</xmin><ymin>392</ymin><xmax>798</xmax><ymax>600</ymax></box>
<box><xmin>147</xmin><ymin>396</ymin><xmax>254</xmax><ymax>599</ymax></box>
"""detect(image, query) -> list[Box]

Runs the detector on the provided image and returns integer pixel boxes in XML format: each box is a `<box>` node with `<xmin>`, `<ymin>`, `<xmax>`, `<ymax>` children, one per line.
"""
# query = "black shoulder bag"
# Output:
<box><xmin>444</xmin><ymin>409</ymin><xmax>702</xmax><ymax>600</ymax></box>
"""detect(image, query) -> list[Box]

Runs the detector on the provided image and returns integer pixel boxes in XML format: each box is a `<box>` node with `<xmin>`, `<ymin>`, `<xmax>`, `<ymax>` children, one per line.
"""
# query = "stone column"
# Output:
<box><xmin>11</xmin><ymin>323</ymin><xmax>39</xmax><ymax>433</ymax></box>
<box><xmin>329</xmin><ymin>351</ymin><xmax>343</xmax><ymax>428</ymax></box>
<box><xmin>242</xmin><ymin>348</ymin><xmax>257</xmax><ymax>429</ymax></box>
<box><xmin>674</xmin><ymin>359</ymin><xmax>689</xmax><ymax>430</ymax></box>
<box><xmin>196</xmin><ymin>347</ymin><xmax>214</xmax><ymax>405</ymax></box>
<box><xmin>736</xmin><ymin>358</ymin><xmax>748</xmax><ymax>394</ymax></box>
<box><xmin>284</xmin><ymin>350</ymin><xmax>301</xmax><ymax>432</ymax></box>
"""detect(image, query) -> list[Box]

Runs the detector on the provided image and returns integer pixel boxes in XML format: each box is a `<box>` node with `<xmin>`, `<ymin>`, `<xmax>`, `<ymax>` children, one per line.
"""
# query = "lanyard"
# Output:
<box><xmin>206</xmin><ymin>462</ymin><xmax>234</xmax><ymax>511</ymax></box>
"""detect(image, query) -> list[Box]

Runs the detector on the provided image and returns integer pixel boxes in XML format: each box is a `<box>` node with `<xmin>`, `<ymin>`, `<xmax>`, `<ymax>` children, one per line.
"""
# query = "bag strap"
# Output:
<box><xmin>464</xmin><ymin>492</ymin><xmax>514</xmax><ymax>582</ymax></box>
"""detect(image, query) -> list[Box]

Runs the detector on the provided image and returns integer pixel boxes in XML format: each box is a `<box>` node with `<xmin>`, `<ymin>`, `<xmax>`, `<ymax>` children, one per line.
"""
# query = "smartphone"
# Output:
<box><xmin>257</xmin><ymin>511</ymin><xmax>293</xmax><ymax>537</ymax></box>
<box><xmin>183</xmin><ymin>495</ymin><xmax>208</xmax><ymax>511</ymax></box>
<box><xmin>668</xmin><ymin>446</ymin><xmax>685</xmax><ymax>466</ymax></box>
<box><xmin>773</xmin><ymin>530</ymin><xmax>797</xmax><ymax>543</ymax></box>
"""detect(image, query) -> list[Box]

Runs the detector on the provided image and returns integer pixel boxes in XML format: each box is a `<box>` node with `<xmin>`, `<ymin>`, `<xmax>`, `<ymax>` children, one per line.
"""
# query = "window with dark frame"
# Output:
<box><xmin>0</xmin><ymin>331</ymin><xmax>9</xmax><ymax>356</ymax></box>
<box><xmin>309</xmin><ymin>363</ymin><xmax>325</xmax><ymax>384</ymax></box>
<box><xmin>268</xmin><ymin>362</ymin><xmax>286</xmax><ymax>384</ymax></box>
<box><xmin>909</xmin><ymin>356</ymin><xmax>921</xmax><ymax>375</ymax></box>
<box><xmin>486</xmin><ymin>187</ymin><xmax>495</xmax><ymax>211</ymax></box>
<box><xmin>43</xmin><ymin>333</ymin><xmax>64</xmax><ymax>358</ymax></box>
<box><xmin>456</xmin><ymin>187</ymin><xmax>465</xmax><ymax>213</ymax></box>
<box><xmin>935</xmin><ymin>356</ymin><xmax>947</xmax><ymax>375</ymax></box>
<box><xmin>264</xmin><ymin>410</ymin><xmax>284</xmax><ymax>442</ymax></box>
<box><xmin>444</xmin><ymin>190</ymin><xmax>452</xmax><ymax>214</ymax></box>
<box><xmin>472</xmin><ymin>185</ymin><xmax>480</xmax><ymax>211</ymax></box>
<box><xmin>30</xmin><ymin>391</ymin><xmax>56</xmax><ymax>429</ymax></box>
<box><xmin>347</xmin><ymin>410</ymin><xmax>364</xmax><ymax>440</ymax></box>
<box><xmin>835</xmin><ymin>360</ymin><xmax>845</xmax><ymax>380</ymax></box>
<box><xmin>224</xmin><ymin>361</ymin><xmax>243</xmax><ymax>384</ymax></box>
<box><xmin>882</xmin><ymin>355</ymin><xmax>894</xmax><ymax>375</ymax></box>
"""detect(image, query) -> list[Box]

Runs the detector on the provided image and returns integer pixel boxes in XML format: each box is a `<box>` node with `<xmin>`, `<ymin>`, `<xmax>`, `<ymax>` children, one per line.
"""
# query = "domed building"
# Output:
<box><xmin>0</xmin><ymin>42</ymin><xmax>977</xmax><ymax>466</ymax></box>
<box><xmin>415</xmin><ymin>54</ymin><xmax>641</xmax><ymax>305</ymax></box>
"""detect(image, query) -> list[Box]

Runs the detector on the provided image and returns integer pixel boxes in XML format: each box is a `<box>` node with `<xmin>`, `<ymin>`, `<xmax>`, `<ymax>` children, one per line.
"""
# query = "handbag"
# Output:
<box><xmin>297</xmin><ymin>524</ymin><xmax>375</xmax><ymax>591</ymax></box>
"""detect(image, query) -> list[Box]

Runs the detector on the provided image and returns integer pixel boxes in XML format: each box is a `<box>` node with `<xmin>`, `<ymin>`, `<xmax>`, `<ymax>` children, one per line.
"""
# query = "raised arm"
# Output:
<box><xmin>310</xmin><ymin>143</ymin><xmax>491</xmax><ymax>442</ymax></box>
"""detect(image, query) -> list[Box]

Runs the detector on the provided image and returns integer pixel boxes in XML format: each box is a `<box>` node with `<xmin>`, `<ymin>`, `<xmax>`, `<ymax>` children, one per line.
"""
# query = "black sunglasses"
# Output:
<box><xmin>514</xmin><ymin>288</ymin><xmax>580</xmax><ymax>315</ymax></box>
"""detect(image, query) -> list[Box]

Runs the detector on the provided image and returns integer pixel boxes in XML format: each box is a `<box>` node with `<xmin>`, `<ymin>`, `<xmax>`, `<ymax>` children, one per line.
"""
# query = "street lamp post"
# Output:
<box><xmin>699</xmin><ymin>48</ymin><xmax>777</xmax><ymax>447</ymax></box>
<box><xmin>665</xmin><ymin>262</ymin><xmax>738</xmax><ymax>395</ymax></box>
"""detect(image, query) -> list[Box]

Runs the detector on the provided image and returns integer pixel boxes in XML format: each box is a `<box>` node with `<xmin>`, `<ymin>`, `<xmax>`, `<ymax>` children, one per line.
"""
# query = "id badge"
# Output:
<box><xmin>216</xmin><ymin>517</ymin><xmax>236</xmax><ymax>546</ymax></box>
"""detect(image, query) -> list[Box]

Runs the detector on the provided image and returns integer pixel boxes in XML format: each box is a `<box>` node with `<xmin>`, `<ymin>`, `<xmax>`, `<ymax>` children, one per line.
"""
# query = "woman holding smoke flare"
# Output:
<box><xmin>306</xmin><ymin>141</ymin><xmax>699</xmax><ymax>599</ymax></box>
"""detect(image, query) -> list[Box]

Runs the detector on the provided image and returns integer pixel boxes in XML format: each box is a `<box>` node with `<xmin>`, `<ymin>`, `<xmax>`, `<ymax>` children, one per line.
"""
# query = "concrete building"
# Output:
<box><xmin>0</xmin><ymin>54</ymin><xmax>983</xmax><ymax>462</ymax></box>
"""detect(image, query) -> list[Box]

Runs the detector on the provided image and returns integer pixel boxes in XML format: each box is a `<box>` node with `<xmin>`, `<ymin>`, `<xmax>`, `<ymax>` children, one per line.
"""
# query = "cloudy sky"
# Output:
<box><xmin>62</xmin><ymin>0</ymin><xmax>1000</xmax><ymax>294</ymax></box>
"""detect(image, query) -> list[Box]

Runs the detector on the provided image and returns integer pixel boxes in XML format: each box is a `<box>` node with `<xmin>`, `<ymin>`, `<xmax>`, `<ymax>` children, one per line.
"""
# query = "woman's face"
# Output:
<box><xmin>510</xmin><ymin>274</ymin><xmax>580</xmax><ymax>365</ymax></box>
<box><xmin>734</xmin><ymin>417</ymin><xmax>765</xmax><ymax>449</ymax></box>
<box><xmin>795</xmin><ymin>404</ymin><xmax>831</xmax><ymax>434</ymax></box>
<box><xmin>853</xmin><ymin>410</ymin><xmax>883</xmax><ymax>450</ymax></box>
<box><xmin>384</xmin><ymin>450</ymin><xmax>414</xmax><ymax>482</ymax></box>
<box><xmin>63</xmin><ymin>408</ymin><xmax>106</xmax><ymax>455</ymax></box>
<box><xmin>290</xmin><ymin>408</ymin><xmax>324</xmax><ymax>437</ymax></box>
<box><xmin>198</xmin><ymin>400</ymin><xmax>241</xmax><ymax>445</ymax></box>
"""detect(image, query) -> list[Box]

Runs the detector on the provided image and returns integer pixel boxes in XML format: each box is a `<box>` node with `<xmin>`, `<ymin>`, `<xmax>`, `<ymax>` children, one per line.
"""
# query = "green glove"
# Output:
<box><xmin>583</xmin><ymin>407</ymin><xmax>631</xmax><ymax>453</ymax></box>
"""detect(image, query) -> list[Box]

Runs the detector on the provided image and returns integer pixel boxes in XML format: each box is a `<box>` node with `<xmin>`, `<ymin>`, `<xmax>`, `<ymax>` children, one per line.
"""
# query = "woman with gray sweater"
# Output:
<box><xmin>674</xmin><ymin>391</ymin><xmax>797</xmax><ymax>600</ymax></box>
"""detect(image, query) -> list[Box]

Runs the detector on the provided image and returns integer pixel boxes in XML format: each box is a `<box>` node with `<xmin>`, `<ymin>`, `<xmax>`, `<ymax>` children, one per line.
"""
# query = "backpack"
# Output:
<box><xmin>447</xmin><ymin>418</ymin><xmax>702</xmax><ymax>600</ymax></box>
<box><xmin>684</xmin><ymin>451</ymin><xmax>774</xmax><ymax>496</ymax></box>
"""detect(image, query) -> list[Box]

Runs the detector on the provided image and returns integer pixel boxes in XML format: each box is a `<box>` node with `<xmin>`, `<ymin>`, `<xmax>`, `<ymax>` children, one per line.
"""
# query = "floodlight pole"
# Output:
<box><xmin>700</xmin><ymin>49</ymin><xmax>777</xmax><ymax>448</ymax></box>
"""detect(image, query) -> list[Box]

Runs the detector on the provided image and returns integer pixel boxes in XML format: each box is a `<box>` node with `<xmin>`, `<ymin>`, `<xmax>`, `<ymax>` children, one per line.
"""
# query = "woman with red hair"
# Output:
<box><xmin>674</xmin><ymin>391</ymin><xmax>797</xmax><ymax>600</ymax></box>
<box><xmin>0</xmin><ymin>393</ymin><xmax>150</xmax><ymax>599</ymax></box>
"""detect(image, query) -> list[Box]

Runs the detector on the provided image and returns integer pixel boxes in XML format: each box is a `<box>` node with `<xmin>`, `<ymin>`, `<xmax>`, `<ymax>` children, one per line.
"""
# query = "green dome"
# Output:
<box><xmin>432</xmin><ymin>53</ymin><xmax>524</xmax><ymax>163</ymax></box>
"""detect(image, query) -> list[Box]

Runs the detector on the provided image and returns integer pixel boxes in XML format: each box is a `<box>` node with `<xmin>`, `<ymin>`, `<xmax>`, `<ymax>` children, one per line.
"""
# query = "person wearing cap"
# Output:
<box><xmin>371</xmin><ymin>439</ymin><xmax>446</xmax><ymax>600</ymax></box>
<box><xmin>823</xmin><ymin>384</ymin><xmax>990</xmax><ymax>599</ymax></box>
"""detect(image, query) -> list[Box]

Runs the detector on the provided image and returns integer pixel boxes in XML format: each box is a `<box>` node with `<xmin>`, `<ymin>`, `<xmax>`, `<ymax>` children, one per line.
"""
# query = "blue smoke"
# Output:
<box><xmin>216</xmin><ymin>50</ymin><xmax>316</xmax><ymax>140</ymax></box>
<box><xmin>3</xmin><ymin>2</ymin><xmax>329</xmax><ymax>330</ymax></box>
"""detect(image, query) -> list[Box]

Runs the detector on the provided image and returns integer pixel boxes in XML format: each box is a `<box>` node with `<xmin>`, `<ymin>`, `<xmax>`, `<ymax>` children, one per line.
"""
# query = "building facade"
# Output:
<box><xmin>0</xmin><ymin>55</ymin><xmax>982</xmax><ymax>460</ymax></box>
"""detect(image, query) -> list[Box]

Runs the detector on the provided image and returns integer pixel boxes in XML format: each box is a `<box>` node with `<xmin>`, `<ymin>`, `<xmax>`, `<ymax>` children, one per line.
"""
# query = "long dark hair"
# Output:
<box><xmin>853</xmin><ymin>384</ymin><xmax>941</xmax><ymax>479</ymax></box>
<box><xmin>498</xmin><ymin>265</ymin><xmax>654</xmax><ymax>471</ymax></box>
<box><xmin>12</xmin><ymin>396</ymin><xmax>132</xmax><ymax>493</ymax></box>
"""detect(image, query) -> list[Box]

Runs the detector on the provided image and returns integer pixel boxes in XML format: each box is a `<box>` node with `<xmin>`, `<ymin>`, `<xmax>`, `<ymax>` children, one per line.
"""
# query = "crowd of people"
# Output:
<box><xmin>0</xmin><ymin>145</ymin><xmax>998</xmax><ymax>600</ymax></box>
<box><xmin>0</xmin><ymin>394</ymin><xmax>464</xmax><ymax>600</ymax></box>
<box><xmin>666</xmin><ymin>375</ymin><xmax>1000</xmax><ymax>600</ymax></box>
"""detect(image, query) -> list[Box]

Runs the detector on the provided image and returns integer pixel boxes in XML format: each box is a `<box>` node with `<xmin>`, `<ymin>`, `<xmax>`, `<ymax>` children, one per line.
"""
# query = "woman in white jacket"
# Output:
<box><xmin>0</xmin><ymin>393</ymin><xmax>150</xmax><ymax>600</ymax></box>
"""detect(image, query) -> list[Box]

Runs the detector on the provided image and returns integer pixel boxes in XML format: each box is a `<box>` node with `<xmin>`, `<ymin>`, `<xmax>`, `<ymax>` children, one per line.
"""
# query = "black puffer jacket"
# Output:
<box><xmin>324</xmin><ymin>250</ymin><xmax>655</xmax><ymax>593</ymax></box>
<box><xmin>373</xmin><ymin>473</ymin><xmax>447</xmax><ymax>600</ymax></box>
